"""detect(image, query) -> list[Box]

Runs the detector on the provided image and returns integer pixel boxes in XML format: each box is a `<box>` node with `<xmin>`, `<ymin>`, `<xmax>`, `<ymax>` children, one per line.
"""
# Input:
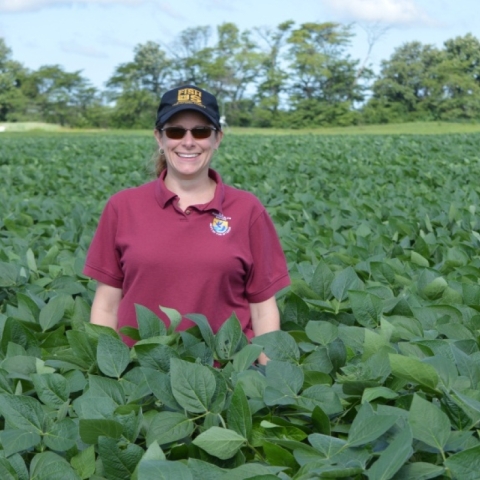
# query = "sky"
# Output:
<box><xmin>0</xmin><ymin>0</ymin><xmax>478</xmax><ymax>89</ymax></box>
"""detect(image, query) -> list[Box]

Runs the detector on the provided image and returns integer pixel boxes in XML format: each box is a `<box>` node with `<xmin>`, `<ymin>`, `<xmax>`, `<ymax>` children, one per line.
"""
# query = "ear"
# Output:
<box><xmin>214</xmin><ymin>130</ymin><xmax>224</xmax><ymax>149</ymax></box>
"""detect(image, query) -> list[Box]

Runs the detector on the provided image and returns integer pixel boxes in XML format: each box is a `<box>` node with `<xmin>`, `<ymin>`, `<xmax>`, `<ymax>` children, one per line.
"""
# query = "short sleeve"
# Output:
<box><xmin>245</xmin><ymin>209</ymin><xmax>290</xmax><ymax>303</ymax></box>
<box><xmin>83</xmin><ymin>200</ymin><xmax>124</xmax><ymax>288</ymax></box>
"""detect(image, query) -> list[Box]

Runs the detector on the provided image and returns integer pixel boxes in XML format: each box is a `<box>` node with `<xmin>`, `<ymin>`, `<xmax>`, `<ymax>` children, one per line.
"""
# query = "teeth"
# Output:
<box><xmin>178</xmin><ymin>153</ymin><xmax>199</xmax><ymax>158</ymax></box>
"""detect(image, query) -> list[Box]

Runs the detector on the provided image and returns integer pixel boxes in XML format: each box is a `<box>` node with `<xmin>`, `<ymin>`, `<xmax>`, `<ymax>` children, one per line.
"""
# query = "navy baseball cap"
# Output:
<box><xmin>156</xmin><ymin>85</ymin><xmax>221</xmax><ymax>129</ymax></box>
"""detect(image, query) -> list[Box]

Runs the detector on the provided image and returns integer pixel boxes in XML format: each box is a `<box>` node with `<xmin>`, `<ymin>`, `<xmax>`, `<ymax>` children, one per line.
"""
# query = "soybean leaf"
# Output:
<box><xmin>161</xmin><ymin>306</ymin><xmax>183</xmax><ymax>335</ymax></box>
<box><xmin>65</xmin><ymin>330</ymin><xmax>96</xmax><ymax>366</ymax></box>
<box><xmin>134</xmin><ymin>343</ymin><xmax>179</xmax><ymax>372</ymax></box>
<box><xmin>72</xmin><ymin>396</ymin><xmax>117</xmax><ymax>419</ymax></box>
<box><xmin>138</xmin><ymin>460</ymin><xmax>193</xmax><ymax>480</ymax></box>
<box><xmin>84</xmin><ymin>322</ymin><xmax>120</xmax><ymax>341</ymax></box>
<box><xmin>307</xmin><ymin>433</ymin><xmax>346</xmax><ymax>458</ymax></box>
<box><xmin>204</xmin><ymin>366</ymin><xmax>228</xmax><ymax>414</ymax></box>
<box><xmin>232</xmin><ymin>344</ymin><xmax>263</xmax><ymax>372</ymax></box>
<box><xmin>29</xmin><ymin>452</ymin><xmax>81</xmax><ymax>480</ymax></box>
<box><xmin>39</xmin><ymin>295</ymin><xmax>70</xmax><ymax>331</ymax></box>
<box><xmin>0</xmin><ymin>454</ymin><xmax>19</xmax><ymax>480</ymax></box>
<box><xmin>141</xmin><ymin>441</ymin><xmax>166</xmax><ymax>461</ymax></box>
<box><xmin>170</xmin><ymin>358</ymin><xmax>216</xmax><ymax>413</ymax></box>
<box><xmin>70</xmin><ymin>445</ymin><xmax>96</xmax><ymax>480</ymax></box>
<box><xmin>311</xmin><ymin>406</ymin><xmax>331</xmax><ymax>436</ymax></box>
<box><xmin>146</xmin><ymin>411</ymin><xmax>194</xmax><ymax>446</ymax></box>
<box><xmin>215</xmin><ymin>313</ymin><xmax>246</xmax><ymax>360</ymax></box>
<box><xmin>262</xmin><ymin>441</ymin><xmax>298</xmax><ymax>471</ymax></box>
<box><xmin>98</xmin><ymin>437</ymin><xmax>144</xmax><ymax>480</ymax></box>
<box><xmin>252</xmin><ymin>330</ymin><xmax>300</xmax><ymax>363</ymax></box>
<box><xmin>310</xmin><ymin>260</ymin><xmax>334</xmax><ymax>300</ymax></box>
<box><xmin>265</xmin><ymin>360</ymin><xmax>304</xmax><ymax>396</ymax></box>
<box><xmin>142</xmin><ymin>368</ymin><xmax>182</xmax><ymax>411</ymax></box>
<box><xmin>392</xmin><ymin>462</ymin><xmax>445</xmax><ymax>480</ymax></box>
<box><xmin>347</xmin><ymin>402</ymin><xmax>398</xmax><ymax>447</ymax></box>
<box><xmin>450</xmin><ymin>389</ymin><xmax>480</xmax><ymax>425</ymax></box>
<box><xmin>0</xmin><ymin>262</ymin><xmax>19</xmax><ymax>287</ymax></box>
<box><xmin>227</xmin><ymin>384</ymin><xmax>252</xmax><ymax>441</ymax></box>
<box><xmin>408</xmin><ymin>394</ymin><xmax>451</xmax><ymax>450</ymax></box>
<box><xmin>184</xmin><ymin>313</ymin><xmax>215</xmax><ymax>349</ymax></box>
<box><xmin>296</xmin><ymin>385</ymin><xmax>343</xmax><ymax>415</ymax></box>
<box><xmin>330</xmin><ymin>267</ymin><xmax>364</xmax><ymax>302</ymax></box>
<box><xmin>0</xmin><ymin>429</ymin><xmax>40</xmax><ymax>457</ymax></box>
<box><xmin>305</xmin><ymin>321</ymin><xmax>338</xmax><ymax>346</ymax></box>
<box><xmin>283</xmin><ymin>293</ymin><xmax>310</xmax><ymax>327</ymax></box>
<box><xmin>87</xmin><ymin>374</ymin><xmax>125</xmax><ymax>405</ymax></box>
<box><xmin>444</xmin><ymin>445</ymin><xmax>480</xmax><ymax>480</ymax></box>
<box><xmin>367</xmin><ymin>426</ymin><xmax>413</xmax><ymax>480</ymax></box>
<box><xmin>0</xmin><ymin>394</ymin><xmax>44</xmax><ymax>433</ymax></box>
<box><xmin>349</xmin><ymin>290</ymin><xmax>383</xmax><ymax>328</ymax></box>
<box><xmin>186</xmin><ymin>459</ymin><xmax>225</xmax><ymax>480</ymax></box>
<box><xmin>79</xmin><ymin>419</ymin><xmax>123</xmax><ymax>444</ymax></box>
<box><xmin>192</xmin><ymin>427</ymin><xmax>246</xmax><ymax>460</ymax></box>
<box><xmin>451</xmin><ymin>345</ymin><xmax>480</xmax><ymax>388</ymax></box>
<box><xmin>362</xmin><ymin>386</ymin><xmax>398</xmax><ymax>404</ymax></box>
<box><xmin>97</xmin><ymin>334</ymin><xmax>130</xmax><ymax>378</ymax></box>
<box><xmin>389</xmin><ymin>354</ymin><xmax>439</xmax><ymax>392</ymax></box>
<box><xmin>43</xmin><ymin>418</ymin><xmax>77</xmax><ymax>451</ymax></box>
<box><xmin>135</xmin><ymin>304</ymin><xmax>166</xmax><ymax>339</ymax></box>
<box><xmin>31</xmin><ymin>373</ymin><xmax>69</xmax><ymax>407</ymax></box>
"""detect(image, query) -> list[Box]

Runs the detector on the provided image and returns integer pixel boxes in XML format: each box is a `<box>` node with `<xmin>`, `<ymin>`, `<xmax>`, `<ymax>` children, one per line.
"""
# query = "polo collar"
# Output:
<box><xmin>154</xmin><ymin>168</ymin><xmax>225</xmax><ymax>214</ymax></box>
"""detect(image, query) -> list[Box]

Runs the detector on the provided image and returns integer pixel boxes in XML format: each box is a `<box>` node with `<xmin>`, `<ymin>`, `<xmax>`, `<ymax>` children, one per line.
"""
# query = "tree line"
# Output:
<box><xmin>1</xmin><ymin>21</ymin><xmax>480</xmax><ymax>129</ymax></box>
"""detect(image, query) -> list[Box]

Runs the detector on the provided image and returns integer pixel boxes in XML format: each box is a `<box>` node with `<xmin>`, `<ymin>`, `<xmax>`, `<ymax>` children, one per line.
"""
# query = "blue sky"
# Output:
<box><xmin>0</xmin><ymin>0</ymin><xmax>478</xmax><ymax>89</ymax></box>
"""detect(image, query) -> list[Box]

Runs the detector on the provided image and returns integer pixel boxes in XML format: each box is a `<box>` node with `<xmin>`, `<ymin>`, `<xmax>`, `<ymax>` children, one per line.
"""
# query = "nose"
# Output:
<box><xmin>181</xmin><ymin>130</ymin><xmax>196</xmax><ymax>146</ymax></box>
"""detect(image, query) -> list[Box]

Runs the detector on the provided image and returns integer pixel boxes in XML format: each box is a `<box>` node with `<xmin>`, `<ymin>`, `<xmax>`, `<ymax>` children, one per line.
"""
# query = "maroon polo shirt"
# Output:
<box><xmin>83</xmin><ymin>169</ymin><xmax>290</xmax><ymax>346</ymax></box>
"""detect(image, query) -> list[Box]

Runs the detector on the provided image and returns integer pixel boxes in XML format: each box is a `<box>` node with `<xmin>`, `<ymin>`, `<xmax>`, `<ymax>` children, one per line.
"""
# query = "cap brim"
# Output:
<box><xmin>158</xmin><ymin>104</ymin><xmax>221</xmax><ymax>129</ymax></box>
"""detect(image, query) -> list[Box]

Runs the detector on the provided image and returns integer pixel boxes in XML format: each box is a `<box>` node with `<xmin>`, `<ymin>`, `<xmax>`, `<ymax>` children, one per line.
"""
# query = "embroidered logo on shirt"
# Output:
<box><xmin>210</xmin><ymin>213</ymin><xmax>231</xmax><ymax>235</ymax></box>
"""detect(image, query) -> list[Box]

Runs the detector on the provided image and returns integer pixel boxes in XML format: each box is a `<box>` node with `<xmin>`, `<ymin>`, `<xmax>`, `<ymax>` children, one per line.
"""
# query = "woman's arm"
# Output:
<box><xmin>250</xmin><ymin>296</ymin><xmax>280</xmax><ymax>365</ymax></box>
<box><xmin>90</xmin><ymin>281</ymin><xmax>122</xmax><ymax>329</ymax></box>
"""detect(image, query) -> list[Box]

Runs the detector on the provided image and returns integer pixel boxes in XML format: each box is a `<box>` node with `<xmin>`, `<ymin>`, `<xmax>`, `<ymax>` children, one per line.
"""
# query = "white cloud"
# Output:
<box><xmin>323</xmin><ymin>0</ymin><xmax>434</xmax><ymax>26</ymax></box>
<box><xmin>0</xmin><ymin>0</ymin><xmax>146</xmax><ymax>13</ymax></box>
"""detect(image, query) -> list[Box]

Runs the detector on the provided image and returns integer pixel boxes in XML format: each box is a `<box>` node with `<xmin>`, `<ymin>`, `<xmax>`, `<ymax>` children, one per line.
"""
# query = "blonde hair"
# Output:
<box><xmin>152</xmin><ymin>126</ymin><xmax>167</xmax><ymax>177</ymax></box>
<box><xmin>152</xmin><ymin>150</ymin><xmax>167</xmax><ymax>178</ymax></box>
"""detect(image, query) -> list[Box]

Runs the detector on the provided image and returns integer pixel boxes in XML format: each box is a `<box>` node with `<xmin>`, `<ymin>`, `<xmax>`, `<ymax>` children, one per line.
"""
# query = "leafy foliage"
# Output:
<box><xmin>1</xmin><ymin>132</ymin><xmax>480</xmax><ymax>478</ymax></box>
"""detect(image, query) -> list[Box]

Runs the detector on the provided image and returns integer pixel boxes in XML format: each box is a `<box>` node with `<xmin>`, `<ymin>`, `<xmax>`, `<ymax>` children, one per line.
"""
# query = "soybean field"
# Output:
<box><xmin>1</xmin><ymin>131</ymin><xmax>480</xmax><ymax>479</ymax></box>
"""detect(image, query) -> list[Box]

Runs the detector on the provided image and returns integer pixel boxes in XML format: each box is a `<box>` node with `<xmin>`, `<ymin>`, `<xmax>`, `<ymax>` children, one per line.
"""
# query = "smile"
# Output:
<box><xmin>177</xmin><ymin>153</ymin><xmax>200</xmax><ymax>158</ymax></box>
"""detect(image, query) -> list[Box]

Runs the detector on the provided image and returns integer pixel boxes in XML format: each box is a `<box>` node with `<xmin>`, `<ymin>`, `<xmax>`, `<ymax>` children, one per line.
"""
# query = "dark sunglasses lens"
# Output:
<box><xmin>191</xmin><ymin>128</ymin><xmax>213</xmax><ymax>139</ymax></box>
<box><xmin>163</xmin><ymin>127</ymin><xmax>214</xmax><ymax>139</ymax></box>
<box><xmin>164</xmin><ymin>127</ymin><xmax>185</xmax><ymax>139</ymax></box>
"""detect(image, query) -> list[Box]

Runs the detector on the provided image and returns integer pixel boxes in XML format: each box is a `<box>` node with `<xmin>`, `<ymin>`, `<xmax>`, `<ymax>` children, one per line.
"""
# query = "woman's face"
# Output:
<box><xmin>154</xmin><ymin>110</ymin><xmax>223</xmax><ymax>180</ymax></box>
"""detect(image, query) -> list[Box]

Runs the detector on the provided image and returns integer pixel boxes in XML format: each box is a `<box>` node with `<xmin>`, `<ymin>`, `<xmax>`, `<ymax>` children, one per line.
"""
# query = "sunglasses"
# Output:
<box><xmin>160</xmin><ymin>126</ymin><xmax>217</xmax><ymax>139</ymax></box>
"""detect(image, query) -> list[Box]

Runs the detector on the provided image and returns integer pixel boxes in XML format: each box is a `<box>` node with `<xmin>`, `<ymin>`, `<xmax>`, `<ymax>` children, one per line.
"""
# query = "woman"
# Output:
<box><xmin>83</xmin><ymin>85</ymin><xmax>290</xmax><ymax>363</ymax></box>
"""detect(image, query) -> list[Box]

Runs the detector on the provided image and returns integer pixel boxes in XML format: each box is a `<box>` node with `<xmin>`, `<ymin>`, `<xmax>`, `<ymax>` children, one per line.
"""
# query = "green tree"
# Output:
<box><xmin>25</xmin><ymin>65</ymin><xmax>101</xmax><ymax>127</ymax></box>
<box><xmin>436</xmin><ymin>33</ymin><xmax>480</xmax><ymax>120</ymax></box>
<box><xmin>208</xmin><ymin>23</ymin><xmax>264</xmax><ymax>126</ymax></box>
<box><xmin>0</xmin><ymin>38</ymin><xmax>28</xmax><ymax>121</ymax></box>
<box><xmin>363</xmin><ymin>41</ymin><xmax>442</xmax><ymax>123</ymax></box>
<box><xmin>168</xmin><ymin>26</ymin><xmax>213</xmax><ymax>86</ymax></box>
<box><xmin>285</xmin><ymin>22</ymin><xmax>364</xmax><ymax>127</ymax></box>
<box><xmin>107</xmin><ymin>41</ymin><xmax>172</xmax><ymax>128</ymax></box>
<box><xmin>108</xmin><ymin>41</ymin><xmax>172</xmax><ymax>98</ymax></box>
<box><xmin>252</xmin><ymin>21</ymin><xmax>294</xmax><ymax>127</ymax></box>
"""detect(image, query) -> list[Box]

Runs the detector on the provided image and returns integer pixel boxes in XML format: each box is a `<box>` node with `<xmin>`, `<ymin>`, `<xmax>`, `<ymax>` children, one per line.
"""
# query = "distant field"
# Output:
<box><xmin>3</xmin><ymin>120</ymin><xmax>480</xmax><ymax>135</ymax></box>
<box><xmin>228</xmin><ymin>121</ymin><xmax>480</xmax><ymax>136</ymax></box>
<box><xmin>0</xmin><ymin>122</ymin><xmax>65</xmax><ymax>132</ymax></box>
<box><xmin>2</xmin><ymin>132</ymin><xmax>480</xmax><ymax>478</ymax></box>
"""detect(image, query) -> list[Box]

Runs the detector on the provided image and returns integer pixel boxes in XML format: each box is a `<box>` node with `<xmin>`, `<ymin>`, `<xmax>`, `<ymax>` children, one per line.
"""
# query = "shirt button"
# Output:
<box><xmin>185</xmin><ymin>209</ymin><xmax>191</xmax><ymax>215</ymax></box>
